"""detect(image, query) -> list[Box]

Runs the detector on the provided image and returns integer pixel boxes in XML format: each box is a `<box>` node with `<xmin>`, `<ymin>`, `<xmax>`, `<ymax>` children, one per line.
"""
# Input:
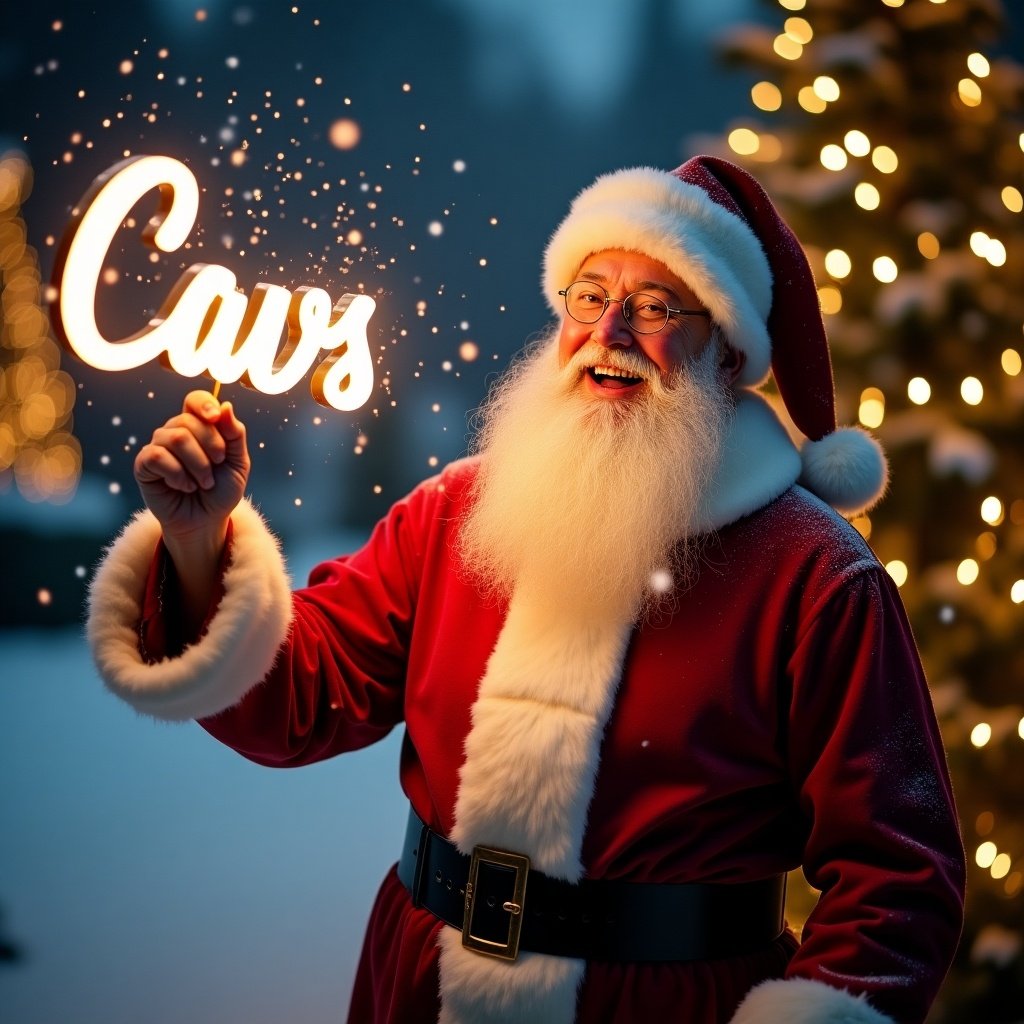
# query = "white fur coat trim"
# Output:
<box><xmin>87</xmin><ymin>497</ymin><xmax>292</xmax><ymax>721</ymax></box>
<box><xmin>700</xmin><ymin>389</ymin><xmax>802</xmax><ymax>533</ymax></box>
<box><xmin>442</xmin><ymin>594</ymin><xmax>632</xmax><ymax>1022</ymax></box>
<box><xmin>729</xmin><ymin>977</ymin><xmax>895</xmax><ymax>1024</ymax></box>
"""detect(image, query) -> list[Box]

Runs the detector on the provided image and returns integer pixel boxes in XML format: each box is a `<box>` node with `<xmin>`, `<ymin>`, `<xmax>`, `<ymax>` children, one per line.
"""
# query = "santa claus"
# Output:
<box><xmin>87</xmin><ymin>156</ymin><xmax>965</xmax><ymax>1023</ymax></box>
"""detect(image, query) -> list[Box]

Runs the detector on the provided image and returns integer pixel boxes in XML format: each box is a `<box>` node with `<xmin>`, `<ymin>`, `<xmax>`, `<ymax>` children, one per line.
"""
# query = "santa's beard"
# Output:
<box><xmin>458</xmin><ymin>331</ymin><xmax>735</xmax><ymax>625</ymax></box>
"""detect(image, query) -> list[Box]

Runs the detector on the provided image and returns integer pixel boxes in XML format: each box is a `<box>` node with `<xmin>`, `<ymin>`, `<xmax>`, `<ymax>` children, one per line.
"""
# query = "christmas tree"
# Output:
<box><xmin>0</xmin><ymin>151</ymin><xmax>81</xmax><ymax>504</ymax></box>
<box><xmin>698</xmin><ymin>0</ymin><xmax>1024</xmax><ymax>1017</ymax></box>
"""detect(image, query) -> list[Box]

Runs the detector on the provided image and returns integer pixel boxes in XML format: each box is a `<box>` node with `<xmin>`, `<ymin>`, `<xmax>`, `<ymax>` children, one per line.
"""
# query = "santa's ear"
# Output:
<box><xmin>720</xmin><ymin>339</ymin><xmax>746</xmax><ymax>384</ymax></box>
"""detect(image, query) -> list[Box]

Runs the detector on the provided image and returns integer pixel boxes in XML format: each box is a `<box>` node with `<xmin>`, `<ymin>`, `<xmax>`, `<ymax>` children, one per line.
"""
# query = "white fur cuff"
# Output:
<box><xmin>87</xmin><ymin>497</ymin><xmax>293</xmax><ymax>721</ymax></box>
<box><xmin>730</xmin><ymin>978</ymin><xmax>895</xmax><ymax>1024</ymax></box>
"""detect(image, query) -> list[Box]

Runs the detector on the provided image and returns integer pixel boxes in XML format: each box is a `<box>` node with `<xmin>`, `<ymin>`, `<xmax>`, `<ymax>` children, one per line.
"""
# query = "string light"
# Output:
<box><xmin>907</xmin><ymin>377</ymin><xmax>931</xmax><ymax>404</ymax></box>
<box><xmin>980</xmin><ymin>497</ymin><xmax>1003</xmax><ymax>525</ymax></box>
<box><xmin>798</xmin><ymin>87</ymin><xmax>827</xmax><ymax>114</ymax></box>
<box><xmin>917</xmin><ymin>232</ymin><xmax>941</xmax><ymax>259</ymax></box>
<box><xmin>774</xmin><ymin>33</ymin><xmax>803</xmax><ymax>60</ymax></box>
<box><xmin>728</xmin><ymin>128</ymin><xmax>761</xmax><ymax>156</ymax></box>
<box><xmin>872</xmin><ymin>256</ymin><xmax>898</xmax><ymax>282</ymax></box>
<box><xmin>871</xmin><ymin>146</ymin><xmax>899</xmax><ymax>173</ymax></box>
<box><xmin>1011</xmin><ymin>580</ymin><xmax>1024</xmax><ymax>604</ymax></box>
<box><xmin>991</xmin><ymin>854</ymin><xmax>1012</xmax><ymax>879</ymax></box>
<box><xmin>824</xmin><ymin>249</ymin><xmax>851</xmax><ymax>278</ymax></box>
<box><xmin>881</xmin><ymin>0</ymin><xmax>905</xmax><ymax>6</ymax></box>
<box><xmin>976</xmin><ymin>842</ymin><xmax>997</xmax><ymax>868</ymax></box>
<box><xmin>961</xmin><ymin>376</ymin><xmax>984</xmax><ymax>404</ymax></box>
<box><xmin>971</xmin><ymin>723</ymin><xmax>992</xmax><ymax>747</ymax></box>
<box><xmin>751</xmin><ymin>82</ymin><xmax>782</xmax><ymax>111</ymax></box>
<box><xmin>812</xmin><ymin>76</ymin><xmax>840</xmax><ymax>102</ymax></box>
<box><xmin>957</xmin><ymin>559</ymin><xmax>980</xmax><ymax>585</ymax></box>
<box><xmin>817</xmin><ymin>285</ymin><xmax>842</xmax><ymax>314</ymax></box>
<box><xmin>820</xmin><ymin>144</ymin><xmax>847</xmax><ymax>170</ymax></box>
<box><xmin>778</xmin><ymin>0</ymin><xmax>806</xmax><ymax>9</ymax></box>
<box><xmin>844</xmin><ymin>130</ymin><xmax>871</xmax><ymax>156</ymax></box>
<box><xmin>1001</xmin><ymin>349</ymin><xmax>1022</xmax><ymax>375</ymax></box>
<box><xmin>958</xmin><ymin>79</ymin><xmax>982</xmax><ymax>107</ymax></box>
<box><xmin>855</xmin><ymin>183</ymin><xmax>881</xmax><ymax>210</ymax></box>
<box><xmin>858</xmin><ymin>386</ymin><xmax>885</xmax><ymax>427</ymax></box>
<box><xmin>967</xmin><ymin>53</ymin><xmax>990</xmax><ymax>77</ymax></box>
<box><xmin>885</xmin><ymin>560</ymin><xmax>909</xmax><ymax>587</ymax></box>
<box><xmin>784</xmin><ymin>17</ymin><xmax>813</xmax><ymax>44</ymax></box>
<box><xmin>1002</xmin><ymin>186</ymin><xmax>1023</xmax><ymax>213</ymax></box>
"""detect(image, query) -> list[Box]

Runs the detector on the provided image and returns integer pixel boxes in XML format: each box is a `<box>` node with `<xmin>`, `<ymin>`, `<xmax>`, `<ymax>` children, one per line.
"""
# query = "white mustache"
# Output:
<box><xmin>562</xmin><ymin>341</ymin><xmax>656</xmax><ymax>382</ymax></box>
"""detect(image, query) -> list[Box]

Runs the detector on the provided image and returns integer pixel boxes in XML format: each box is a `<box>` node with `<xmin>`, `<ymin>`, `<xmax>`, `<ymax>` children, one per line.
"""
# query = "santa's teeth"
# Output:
<box><xmin>593</xmin><ymin>366</ymin><xmax>638</xmax><ymax>379</ymax></box>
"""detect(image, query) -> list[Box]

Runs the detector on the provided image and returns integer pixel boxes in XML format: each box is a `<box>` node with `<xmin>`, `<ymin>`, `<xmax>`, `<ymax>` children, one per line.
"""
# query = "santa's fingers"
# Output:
<box><xmin>134</xmin><ymin>442</ymin><xmax>205</xmax><ymax>494</ymax></box>
<box><xmin>145</xmin><ymin>424</ymin><xmax>220</xmax><ymax>490</ymax></box>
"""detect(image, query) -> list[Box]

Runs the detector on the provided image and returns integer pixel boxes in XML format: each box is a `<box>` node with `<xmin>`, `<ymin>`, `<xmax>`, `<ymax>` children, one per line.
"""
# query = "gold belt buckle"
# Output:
<box><xmin>462</xmin><ymin>845</ymin><xmax>530</xmax><ymax>961</ymax></box>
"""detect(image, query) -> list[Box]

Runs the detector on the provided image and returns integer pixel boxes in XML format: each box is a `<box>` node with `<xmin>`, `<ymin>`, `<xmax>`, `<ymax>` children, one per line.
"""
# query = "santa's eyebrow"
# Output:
<box><xmin>576</xmin><ymin>271</ymin><xmax>680</xmax><ymax>299</ymax></box>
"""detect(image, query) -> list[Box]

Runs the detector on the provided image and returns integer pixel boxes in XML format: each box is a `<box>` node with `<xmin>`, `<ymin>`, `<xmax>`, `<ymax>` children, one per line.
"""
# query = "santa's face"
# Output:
<box><xmin>557</xmin><ymin>249</ymin><xmax>716</xmax><ymax>401</ymax></box>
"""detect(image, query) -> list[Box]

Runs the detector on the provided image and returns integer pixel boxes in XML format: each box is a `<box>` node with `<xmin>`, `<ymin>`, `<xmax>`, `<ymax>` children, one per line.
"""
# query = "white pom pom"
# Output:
<box><xmin>799</xmin><ymin>426</ymin><xmax>888</xmax><ymax>516</ymax></box>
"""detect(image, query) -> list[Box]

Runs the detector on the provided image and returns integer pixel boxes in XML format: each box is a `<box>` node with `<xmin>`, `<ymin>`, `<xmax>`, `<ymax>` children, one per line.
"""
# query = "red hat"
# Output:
<box><xmin>542</xmin><ymin>155</ymin><xmax>887</xmax><ymax>515</ymax></box>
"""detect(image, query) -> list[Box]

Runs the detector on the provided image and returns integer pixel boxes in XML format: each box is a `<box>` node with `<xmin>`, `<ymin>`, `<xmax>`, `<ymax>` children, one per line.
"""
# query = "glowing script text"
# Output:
<box><xmin>51</xmin><ymin>154</ymin><xmax>376</xmax><ymax>411</ymax></box>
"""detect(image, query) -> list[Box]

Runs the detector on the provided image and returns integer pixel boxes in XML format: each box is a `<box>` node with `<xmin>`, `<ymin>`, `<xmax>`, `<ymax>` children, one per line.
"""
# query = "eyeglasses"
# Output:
<box><xmin>558</xmin><ymin>280</ymin><xmax>711</xmax><ymax>335</ymax></box>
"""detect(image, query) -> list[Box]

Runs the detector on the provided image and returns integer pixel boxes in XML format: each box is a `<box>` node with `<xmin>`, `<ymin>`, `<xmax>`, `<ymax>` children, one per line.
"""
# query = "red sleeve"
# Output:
<box><xmin>195</xmin><ymin>471</ymin><xmax>451</xmax><ymax>769</ymax></box>
<box><xmin>784</xmin><ymin>565</ymin><xmax>965</xmax><ymax>1023</ymax></box>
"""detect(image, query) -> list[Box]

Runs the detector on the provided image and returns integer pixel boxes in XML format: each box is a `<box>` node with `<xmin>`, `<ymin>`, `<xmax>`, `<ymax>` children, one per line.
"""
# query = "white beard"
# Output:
<box><xmin>458</xmin><ymin>332</ymin><xmax>735</xmax><ymax>626</ymax></box>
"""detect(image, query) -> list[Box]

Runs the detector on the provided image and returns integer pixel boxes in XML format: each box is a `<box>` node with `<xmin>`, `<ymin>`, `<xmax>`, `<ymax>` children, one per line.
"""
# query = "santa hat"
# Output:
<box><xmin>542</xmin><ymin>154</ymin><xmax>888</xmax><ymax>516</ymax></box>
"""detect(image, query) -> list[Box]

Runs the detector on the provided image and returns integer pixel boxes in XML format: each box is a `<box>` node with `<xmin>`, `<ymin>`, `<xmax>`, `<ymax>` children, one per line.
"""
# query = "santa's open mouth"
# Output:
<box><xmin>588</xmin><ymin>365</ymin><xmax>645</xmax><ymax>389</ymax></box>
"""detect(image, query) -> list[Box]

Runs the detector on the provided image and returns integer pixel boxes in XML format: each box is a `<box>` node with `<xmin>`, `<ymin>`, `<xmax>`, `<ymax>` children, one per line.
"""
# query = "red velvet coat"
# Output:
<box><xmin>124</xmin><ymin>458</ymin><xmax>963</xmax><ymax>1024</ymax></box>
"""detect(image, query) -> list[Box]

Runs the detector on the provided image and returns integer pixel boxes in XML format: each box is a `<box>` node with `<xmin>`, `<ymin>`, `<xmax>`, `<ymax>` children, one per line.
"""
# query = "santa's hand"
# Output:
<box><xmin>134</xmin><ymin>390</ymin><xmax>250</xmax><ymax>544</ymax></box>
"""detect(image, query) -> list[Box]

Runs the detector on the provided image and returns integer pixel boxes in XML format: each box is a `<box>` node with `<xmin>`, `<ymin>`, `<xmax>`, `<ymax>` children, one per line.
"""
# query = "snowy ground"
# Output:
<box><xmin>1</xmin><ymin>533</ymin><xmax>409</xmax><ymax>1024</ymax></box>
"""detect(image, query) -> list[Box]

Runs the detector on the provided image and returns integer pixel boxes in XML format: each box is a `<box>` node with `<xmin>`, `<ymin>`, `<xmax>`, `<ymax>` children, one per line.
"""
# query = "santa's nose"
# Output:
<box><xmin>591</xmin><ymin>302</ymin><xmax>634</xmax><ymax>347</ymax></box>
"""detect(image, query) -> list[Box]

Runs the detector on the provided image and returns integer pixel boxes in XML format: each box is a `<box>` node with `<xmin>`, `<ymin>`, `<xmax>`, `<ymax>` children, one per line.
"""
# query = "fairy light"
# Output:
<box><xmin>881</xmin><ymin>0</ymin><xmax>905</xmax><ymax>6</ymax></box>
<box><xmin>980</xmin><ymin>497</ymin><xmax>1004</xmax><ymax>525</ymax></box>
<box><xmin>798</xmin><ymin>87</ymin><xmax>827</xmax><ymax>114</ymax></box>
<box><xmin>917</xmin><ymin>232</ymin><xmax>941</xmax><ymax>259</ymax></box>
<box><xmin>855</xmin><ymin>183</ymin><xmax>881</xmax><ymax>210</ymax></box>
<box><xmin>872</xmin><ymin>256</ymin><xmax>898</xmax><ymax>283</ymax></box>
<box><xmin>813</xmin><ymin>76</ymin><xmax>840</xmax><ymax>102</ymax></box>
<box><xmin>976</xmin><ymin>531</ymin><xmax>997</xmax><ymax>560</ymax></box>
<box><xmin>858</xmin><ymin>386</ymin><xmax>885</xmax><ymax>428</ymax></box>
<box><xmin>817</xmin><ymin>285</ymin><xmax>842</xmax><ymax>314</ymax></box>
<box><xmin>961</xmin><ymin>376</ymin><xmax>984</xmax><ymax>405</ymax></box>
<box><xmin>967</xmin><ymin>53</ymin><xmax>990</xmax><ymax>77</ymax></box>
<box><xmin>907</xmin><ymin>377</ymin><xmax>931</xmax><ymax>405</ymax></box>
<box><xmin>1011</xmin><ymin>580</ymin><xmax>1024</xmax><ymax>604</ymax></box>
<box><xmin>885</xmin><ymin>560</ymin><xmax>908</xmax><ymax>587</ymax></box>
<box><xmin>752</xmin><ymin>82</ymin><xmax>783</xmax><ymax>111</ymax></box>
<box><xmin>871</xmin><ymin>146</ymin><xmax>898</xmax><ymax>173</ymax></box>
<box><xmin>971</xmin><ymin>722</ymin><xmax>992</xmax><ymax>747</ymax></box>
<box><xmin>752</xmin><ymin>134</ymin><xmax>783</xmax><ymax>162</ymax></box>
<box><xmin>976</xmin><ymin>842</ymin><xmax>997</xmax><ymax>868</ymax></box>
<box><xmin>1002</xmin><ymin>186</ymin><xmax>1023</xmax><ymax>213</ymax></box>
<box><xmin>784</xmin><ymin>17</ymin><xmax>813</xmax><ymax>43</ymax></box>
<box><xmin>958</xmin><ymin>79</ymin><xmax>982</xmax><ymax>107</ymax></box>
<box><xmin>1001</xmin><ymin>349</ymin><xmax>1022</xmax><ymax>375</ymax></box>
<box><xmin>844</xmin><ymin>130</ymin><xmax>871</xmax><ymax>156</ymax></box>
<box><xmin>728</xmin><ymin>128</ymin><xmax>761</xmax><ymax>156</ymax></box>
<box><xmin>957</xmin><ymin>558</ymin><xmax>980</xmax><ymax>585</ymax></box>
<box><xmin>824</xmin><ymin>249</ymin><xmax>851</xmax><ymax>278</ymax></box>
<box><xmin>820</xmin><ymin>144</ymin><xmax>847</xmax><ymax>170</ymax></box>
<box><xmin>774</xmin><ymin>34</ymin><xmax>803</xmax><ymax>60</ymax></box>
<box><xmin>991</xmin><ymin>854</ymin><xmax>1012</xmax><ymax>880</ymax></box>
<box><xmin>778</xmin><ymin>0</ymin><xmax>806</xmax><ymax>9</ymax></box>
<box><xmin>970</xmin><ymin>231</ymin><xmax>1007</xmax><ymax>266</ymax></box>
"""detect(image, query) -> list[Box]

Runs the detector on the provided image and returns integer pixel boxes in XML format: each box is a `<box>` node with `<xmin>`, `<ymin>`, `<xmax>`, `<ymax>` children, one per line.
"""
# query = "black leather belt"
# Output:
<box><xmin>396</xmin><ymin>807</ymin><xmax>786</xmax><ymax>963</ymax></box>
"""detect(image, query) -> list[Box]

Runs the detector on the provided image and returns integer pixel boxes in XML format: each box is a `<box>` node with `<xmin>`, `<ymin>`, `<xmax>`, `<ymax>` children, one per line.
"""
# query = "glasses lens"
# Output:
<box><xmin>623</xmin><ymin>293</ymin><xmax>669</xmax><ymax>333</ymax></box>
<box><xmin>565</xmin><ymin>282</ymin><xmax>607</xmax><ymax>323</ymax></box>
